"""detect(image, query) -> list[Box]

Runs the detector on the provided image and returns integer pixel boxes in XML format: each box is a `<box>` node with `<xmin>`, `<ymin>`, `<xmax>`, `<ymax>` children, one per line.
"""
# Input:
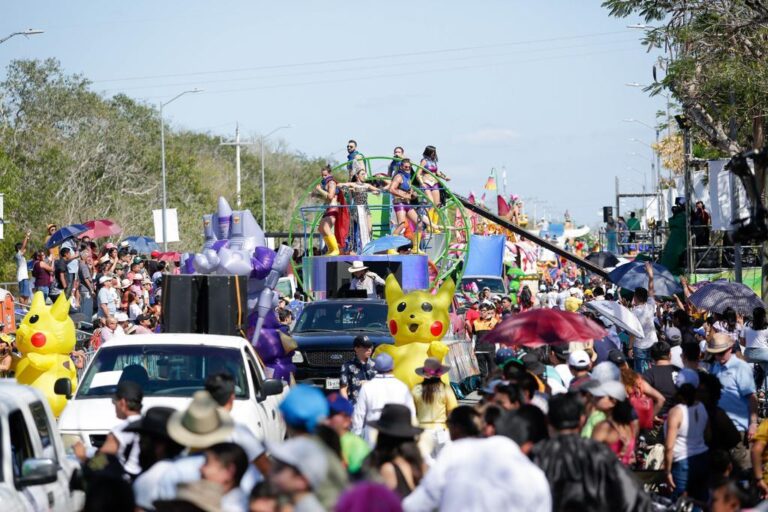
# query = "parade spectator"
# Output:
<box><xmin>404</xmin><ymin>405</ymin><xmax>551</xmax><ymax>512</ymax></box>
<box><xmin>533</xmin><ymin>392</ymin><xmax>651</xmax><ymax>512</ymax></box>
<box><xmin>97</xmin><ymin>275</ymin><xmax>117</xmax><ymax>320</ymax></box>
<box><xmin>128</xmin><ymin>407</ymin><xmax>185</xmax><ymax>511</ymax></box>
<box><xmin>472</xmin><ymin>301</ymin><xmax>500</xmax><ymax>376</ymax></box>
<box><xmin>326</xmin><ymin>393</ymin><xmax>370</xmax><ymax>475</ymax></box>
<box><xmin>340</xmin><ymin>335</ymin><xmax>377</xmax><ymax>405</ymax></box>
<box><xmin>101</xmin><ymin>316</ymin><xmax>124</xmax><ymax>344</ymax></box>
<box><xmin>664</xmin><ymin>369</ymin><xmax>709</xmax><ymax>502</ymax></box>
<box><xmin>352</xmin><ymin>354</ymin><xmax>416</xmax><ymax>445</ymax></box>
<box><xmin>642</xmin><ymin>341</ymin><xmax>680</xmax><ymax>418</ymax></box>
<box><xmin>566</xmin><ymin>349</ymin><xmax>592</xmax><ymax>391</ymax></box>
<box><xmin>708</xmin><ymin>332</ymin><xmax>758</xmax><ymax>475</ymax></box>
<box><xmin>589</xmin><ymin>381</ymin><xmax>636</xmax><ymax>466</ymax></box>
<box><xmin>743</xmin><ymin>306</ymin><xmax>768</xmax><ymax>382</ymax></box>
<box><xmin>411</xmin><ymin>358</ymin><xmax>457</xmax><ymax>462</ymax></box>
<box><xmin>629</xmin><ymin>262</ymin><xmax>658</xmax><ymax>374</ymax></box>
<box><xmin>31</xmin><ymin>250</ymin><xmax>53</xmax><ymax>300</ymax></box>
<box><xmin>268</xmin><ymin>437</ymin><xmax>328</xmax><ymax>512</ymax></box>
<box><xmin>445</xmin><ymin>406</ymin><xmax>482</xmax><ymax>441</ymax></box>
<box><xmin>364</xmin><ymin>403</ymin><xmax>426</xmax><ymax>498</ymax></box>
<box><xmin>199</xmin><ymin>443</ymin><xmax>250</xmax><ymax>511</ymax></box>
<box><xmin>15</xmin><ymin>232</ymin><xmax>31</xmax><ymax>305</ymax></box>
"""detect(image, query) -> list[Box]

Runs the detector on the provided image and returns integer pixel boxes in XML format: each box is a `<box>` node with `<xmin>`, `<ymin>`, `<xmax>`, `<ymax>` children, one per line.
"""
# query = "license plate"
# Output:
<box><xmin>325</xmin><ymin>378</ymin><xmax>340</xmax><ymax>390</ymax></box>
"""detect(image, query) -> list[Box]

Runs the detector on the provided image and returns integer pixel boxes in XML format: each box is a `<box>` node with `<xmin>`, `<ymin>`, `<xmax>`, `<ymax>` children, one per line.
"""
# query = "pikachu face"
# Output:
<box><xmin>385</xmin><ymin>275</ymin><xmax>455</xmax><ymax>345</ymax></box>
<box><xmin>16</xmin><ymin>292</ymin><xmax>76</xmax><ymax>356</ymax></box>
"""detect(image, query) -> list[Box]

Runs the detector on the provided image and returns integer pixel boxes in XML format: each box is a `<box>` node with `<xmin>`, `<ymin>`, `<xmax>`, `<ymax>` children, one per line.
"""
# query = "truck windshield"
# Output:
<box><xmin>293</xmin><ymin>302</ymin><xmax>388</xmax><ymax>333</ymax></box>
<box><xmin>77</xmin><ymin>344</ymin><xmax>248</xmax><ymax>399</ymax></box>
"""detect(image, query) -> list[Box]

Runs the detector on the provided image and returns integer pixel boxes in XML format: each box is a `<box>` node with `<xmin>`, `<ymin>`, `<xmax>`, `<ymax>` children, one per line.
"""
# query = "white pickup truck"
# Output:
<box><xmin>58</xmin><ymin>333</ymin><xmax>287</xmax><ymax>453</ymax></box>
<box><xmin>0</xmin><ymin>381</ymin><xmax>84</xmax><ymax>511</ymax></box>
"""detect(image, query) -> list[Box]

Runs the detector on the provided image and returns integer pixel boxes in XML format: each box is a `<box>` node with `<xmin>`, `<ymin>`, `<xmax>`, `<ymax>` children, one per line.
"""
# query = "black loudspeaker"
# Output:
<box><xmin>603</xmin><ymin>206</ymin><xmax>613</xmax><ymax>223</ymax></box>
<box><xmin>161</xmin><ymin>274</ymin><xmax>247</xmax><ymax>335</ymax></box>
<box><xmin>162</xmin><ymin>274</ymin><xmax>201</xmax><ymax>333</ymax></box>
<box><xmin>199</xmin><ymin>275</ymin><xmax>248</xmax><ymax>336</ymax></box>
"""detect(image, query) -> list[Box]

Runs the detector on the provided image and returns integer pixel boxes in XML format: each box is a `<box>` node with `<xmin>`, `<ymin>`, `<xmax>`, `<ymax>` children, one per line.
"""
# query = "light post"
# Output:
<box><xmin>260</xmin><ymin>125</ymin><xmax>291</xmax><ymax>231</ymax></box>
<box><xmin>0</xmin><ymin>28</ymin><xmax>43</xmax><ymax>45</ymax></box>
<box><xmin>159</xmin><ymin>88</ymin><xmax>202</xmax><ymax>250</ymax></box>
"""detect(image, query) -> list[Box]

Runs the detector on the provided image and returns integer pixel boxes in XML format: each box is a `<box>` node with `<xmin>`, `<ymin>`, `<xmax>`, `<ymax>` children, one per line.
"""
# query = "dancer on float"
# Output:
<box><xmin>417</xmin><ymin>145</ymin><xmax>448</xmax><ymax>230</ymax></box>
<box><xmin>388</xmin><ymin>158</ymin><xmax>424</xmax><ymax>253</ymax></box>
<box><xmin>315</xmin><ymin>164</ymin><xmax>340</xmax><ymax>255</ymax></box>
<box><xmin>339</xmin><ymin>165</ymin><xmax>381</xmax><ymax>246</ymax></box>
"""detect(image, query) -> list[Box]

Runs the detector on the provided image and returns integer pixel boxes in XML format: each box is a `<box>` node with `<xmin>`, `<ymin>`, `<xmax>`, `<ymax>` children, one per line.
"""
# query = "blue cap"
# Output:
<box><xmin>495</xmin><ymin>348</ymin><xmax>515</xmax><ymax>366</ymax></box>
<box><xmin>327</xmin><ymin>393</ymin><xmax>354</xmax><ymax>417</ymax></box>
<box><xmin>481</xmin><ymin>379</ymin><xmax>508</xmax><ymax>395</ymax></box>
<box><xmin>374</xmin><ymin>353</ymin><xmax>394</xmax><ymax>372</ymax></box>
<box><xmin>279</xmin><ymin>384</ymin><xmax>329</xmax><ymax>432</ymax></box>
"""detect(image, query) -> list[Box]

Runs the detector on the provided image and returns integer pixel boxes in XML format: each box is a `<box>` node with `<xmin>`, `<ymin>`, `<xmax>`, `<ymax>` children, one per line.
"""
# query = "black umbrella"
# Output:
<box><xmin>585</xmin><ymin>251</ymin><xmax>620</xmax><ymax>268</ymax></box>
<box><xmin>688</xmin><ymin>280</ymin><xmax>765</xmax><ymax>316</ymax></box>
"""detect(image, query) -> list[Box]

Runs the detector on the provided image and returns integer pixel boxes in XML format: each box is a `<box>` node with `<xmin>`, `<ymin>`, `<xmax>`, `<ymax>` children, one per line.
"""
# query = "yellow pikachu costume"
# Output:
<box><xmin>14</xmin><ymin>292</ymin><xmax>77</xmax><ymax>417</ymax></box>
<box><xmin>375</xmin><ymin>275</ymin><xmax>455</xmax><ymax>388</ymax></box>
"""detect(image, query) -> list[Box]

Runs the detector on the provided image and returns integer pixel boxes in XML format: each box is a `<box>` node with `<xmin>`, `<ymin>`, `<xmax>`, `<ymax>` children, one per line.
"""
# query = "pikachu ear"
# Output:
<box><xmin>29</xmin><ymin>291</ymin><xmax>46</xmax><ymax>313</ymax></box>
<box><xmin>433</xmin><ymin>278</ymin><xmax>456</xmax><ymax>309</ymax></box>
<box><xmin>50</xmin><ymin>292</ymin><xmax>71</xmax><ymax>322</ymax></box>
<box><xmin>385</xmin><ymin>274</ymin><xmax>404</xmax><ymax>304</ymax></box>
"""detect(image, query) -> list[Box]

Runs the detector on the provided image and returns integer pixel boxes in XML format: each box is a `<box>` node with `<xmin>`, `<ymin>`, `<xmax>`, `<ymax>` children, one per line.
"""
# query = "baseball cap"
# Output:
<box><xmin>480</xmin><ymin>378</ymin><xmax>509</xmax><ymax>395</ymax></box>
<box><xmin>99</xmin><ymin>276</ymin><xmax>111</xmax><ymax>284</ymax></box>
<box><xmin>567</xmin><ymin>350</ymin><xmax>591</xmax><ymax>369</ymax></box>
<box><xmin>494</xmin><ymin>347</ymin><xmax>515</xmax><ymax>366</ymax></box>
<box><xmin>132</xmin><ymin>257</ymin><xmax>143</xmax><ymax>265</ymax></box>
<box><xmin>675</xmin><ymin>368</ymin><xmax>700</xmax><ymax>388</ymax></box>
<box><xmin>591</xmin><ymin>361</ymin><xmax>621</xmax><ymax>383</ymax></box>
<box><xmin>607</xmin><ymin>349</ymin><xmax>626</xmax><ymax>367</ymax></box>
<box><xmin>521</xmin><ymin>352</ymin><xmax>545</xmax><ymax>376</ymax></box>
<box><xmin>374</xmin><ymin>353</ymin><xmax>394</xmax><ymax>372</ymax></box>
<box><xmin>267</xmin><ymin>437</ymin><xmax>329</xmax><ymax>489</ymax></box>
<box><xmin>115</xmin><ymin>380</ymin><xmax>143</xmax><ymax>404</ymax></box>
<box><xmin>588</xmin><ymin>379</ymin><xmax>627</xmax><ymax>401</ymax></box>
<box><xmin>352</xmin><ymin>335</ymin><xmax>373</xmax><ymax>348</ymax></box>
<box><xmin>150</xmin><ymin>251</ymin><xmax>161</xmax><ymax>258</ymax></box>
<box><xmin>551</xmin><ymin>344</ymin><xmax>569</xmax><ymax>361</ymax></box>
<box><xmin>327</xmin><ymin>393</ymin><xmax>354</xmax><ymax>417</ymax></box>
<box><xmin>279</xmin><ymin>384</ymin><xmax>329</xmax><ymax>433</ymax></box>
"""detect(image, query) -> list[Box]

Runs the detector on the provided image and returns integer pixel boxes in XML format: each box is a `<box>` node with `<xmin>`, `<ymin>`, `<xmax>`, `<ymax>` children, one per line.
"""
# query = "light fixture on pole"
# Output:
<box><xmin>0</xmin><ymin>28</ymin><xmax>44</xmax><ymax>45</ymax></box>
<box><xmin>625</xmin><ymin>119</ymin><xmax>664</xmax><ymax>220</ymax></box>
<box><xmin>260</xmin><ymin>124</ymin><xmax>291</xmax><ymax>231</ymax></box>
<box><xmin>159</xmin><ymin>88</ymin><xmax>203</xmax><ymax>251</ymax></box>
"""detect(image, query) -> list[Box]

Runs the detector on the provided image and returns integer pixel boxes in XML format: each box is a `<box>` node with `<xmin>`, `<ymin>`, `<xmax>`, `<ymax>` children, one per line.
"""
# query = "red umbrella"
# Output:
<box><xmin>157</xmin><ymin>251</ymin><xmax>181</xmax><ymax>262</ymax></box>
<box><xmin>82</xmin><ymin>219</ymin><xmax>123</xmax><ymax>239</ymax></box>
<box><xmin>484</xmin><ymin>308</ymin><xmax>607</xmax><ymax>347</ymax></box>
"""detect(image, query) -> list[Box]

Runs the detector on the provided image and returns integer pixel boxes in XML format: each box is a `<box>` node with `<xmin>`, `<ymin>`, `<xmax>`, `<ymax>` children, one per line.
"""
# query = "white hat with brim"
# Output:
<box><xmin>706</xmin><ymin>333</ymin><xmax>734</xmax><ymax>354</ymax></box>
<box><xmin>266</xmin><ymin>437</ymin><xmax>329</xmax><ymax>489</ymax></box>
<box><xmin>167</xmin><ymin>391</ymin><xmax>234</xmax><ymax>449</ymax></box>
<box><xmin>347</xmin><ymin>260</ymin><xmax>368</xmax><ymax>273</ymax></box>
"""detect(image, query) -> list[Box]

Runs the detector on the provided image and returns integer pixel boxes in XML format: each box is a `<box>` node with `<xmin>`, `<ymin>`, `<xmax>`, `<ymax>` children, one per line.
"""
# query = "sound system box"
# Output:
<box><xmin>162</xmin><ymin>274</ymin><xmax>247</xmax><ymax>336</ymax></box>
<box><xmin>603</xmin><ymin>206</ymin><xmax>613</xmax><ymax>223</ymax></box>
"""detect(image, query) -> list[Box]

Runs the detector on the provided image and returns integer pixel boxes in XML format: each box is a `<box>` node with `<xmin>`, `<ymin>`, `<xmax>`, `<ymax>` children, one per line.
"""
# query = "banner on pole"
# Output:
<box><xmin>152</xmin><ymin>208</ymin><xmax>180</xmax><ymax>243</ymax></box>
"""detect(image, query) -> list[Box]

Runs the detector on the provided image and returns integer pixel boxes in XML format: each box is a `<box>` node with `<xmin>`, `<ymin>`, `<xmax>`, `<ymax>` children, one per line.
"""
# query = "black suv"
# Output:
<box><xmin>290</xmin><ymin>299</ymin><xmax>393</xmax><ymax>390</ymax></box>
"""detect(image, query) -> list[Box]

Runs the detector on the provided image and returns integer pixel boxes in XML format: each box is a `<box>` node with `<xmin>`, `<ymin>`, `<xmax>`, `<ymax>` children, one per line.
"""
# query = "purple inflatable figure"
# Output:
<box><xmin>187</xmin><ymin>197</ymin><xmax>296</xmax><ymax>381</ymax></box>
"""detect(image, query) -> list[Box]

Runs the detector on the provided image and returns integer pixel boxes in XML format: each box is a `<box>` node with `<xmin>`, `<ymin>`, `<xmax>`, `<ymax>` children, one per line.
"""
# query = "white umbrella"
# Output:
<box><xmin>585</xmin><ymin>300</ymin><xmax>644</xmax><ymax>338</ymax></box>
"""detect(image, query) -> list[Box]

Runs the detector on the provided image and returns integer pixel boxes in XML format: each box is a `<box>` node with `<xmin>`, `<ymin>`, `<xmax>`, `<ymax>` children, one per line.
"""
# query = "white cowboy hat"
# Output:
<box><xmin>347</xmin><ymin>260</ymin><xmax>368</xmax><ymax>273</ymax></box>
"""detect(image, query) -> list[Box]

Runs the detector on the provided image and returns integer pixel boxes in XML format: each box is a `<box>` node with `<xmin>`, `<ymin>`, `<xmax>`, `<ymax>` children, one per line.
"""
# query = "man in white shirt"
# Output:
<box><xmin>629</xmin><ymin>262</ymin><xmax>657</xmax><ymax>374</ymax></box>
<box><xmin>15</xmin><ymin>233</ymin><xmax>31</xmax><ymax>305</ymax></box>
<box><xmin>403</xmin><ymin>416</ymin><xmax>551</xmax><ymax>512</ymax></box>
<box><xmin>546</xmin><ymin>286</ymin><xmax>558</xmax><ymax>309</ymax></box>
<box><xmin>97</xmin><ymin>276</ymin><xmax>117</xmax><ymax>319</ymax></box>
<box><xmin>347</xmin><ymin>261</ymin><xmax>385</xmax><ymax>299</ymax></box>
<box><xmin>352</xmin><ymin>353</ymin><xmax>415</xmax><ymax>445</ymax></box>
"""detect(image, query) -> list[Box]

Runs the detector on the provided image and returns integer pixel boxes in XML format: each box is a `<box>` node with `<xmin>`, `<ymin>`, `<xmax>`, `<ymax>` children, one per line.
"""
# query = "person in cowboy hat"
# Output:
<box><xmin>708</xmin><ymin>332</ymin><xmax>758</xmax><ymax>476</ymax></box>
<box><xmin>365</xmin><ymin>403</ymin><xmax>426</xmax><ymax>498</ymax></box>
<box><xmin>126</xmin><ymin>407</ymin><xmax>185</xmax><ymax>511</ymax></box>
<box><xmin>412</xmin><ymin>358</ymin><xmax>457</xmax><ymax>463</ymax></box>
<box><xmin>347</xmin><ymin>260</ymin><xmax>385</xmax><ymax>299</ymax></box>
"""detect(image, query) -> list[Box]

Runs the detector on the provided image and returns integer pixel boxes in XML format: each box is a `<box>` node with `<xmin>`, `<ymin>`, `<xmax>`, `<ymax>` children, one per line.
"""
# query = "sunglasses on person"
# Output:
<box><xmin>347</xmin><ymin>145</ymin><xmax>355</xmax><ymax>149</ymax></box>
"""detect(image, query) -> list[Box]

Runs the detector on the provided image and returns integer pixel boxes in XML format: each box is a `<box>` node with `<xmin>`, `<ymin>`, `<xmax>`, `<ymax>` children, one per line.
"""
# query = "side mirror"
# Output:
<box><xmin>17</xmin><ymin>458</ymin><xmax>58</xmax><ymax>487</ymax></box>
<box><xmin>259</xmin><ymin>379</ymin><xmax>284</xmax><ymax>401</ymax></box>
<box><xmin>54</xmin><ymin>378</ymin><xmax>72</xmax><ymax>399</ymax></box>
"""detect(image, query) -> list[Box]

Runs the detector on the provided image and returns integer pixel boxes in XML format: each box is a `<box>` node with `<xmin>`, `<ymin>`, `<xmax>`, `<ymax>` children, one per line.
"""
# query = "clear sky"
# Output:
<box><xmin>2</xmin><ymin>1</ymin><xmax>666</xmax><ymax>228</ymax></box>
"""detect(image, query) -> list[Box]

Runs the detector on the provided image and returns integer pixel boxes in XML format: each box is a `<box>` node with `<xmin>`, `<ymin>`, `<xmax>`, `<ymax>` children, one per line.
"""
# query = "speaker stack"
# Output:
<box><xmin>161</xmin><ymin>274</ymin><xmax>248</xmax><ymax>336</ymax></box>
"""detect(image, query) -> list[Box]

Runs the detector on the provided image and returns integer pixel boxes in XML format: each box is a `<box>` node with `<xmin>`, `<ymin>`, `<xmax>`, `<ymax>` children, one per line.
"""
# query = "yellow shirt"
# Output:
<box><xmin>411</xmin><ymin>383</ymin><xmax>458</xmax><ymax>428</ymax></box>
<box><xmin>755</xmin><ymin>419</ymin><xmax>768</xmax><ymax>483</ymax></box>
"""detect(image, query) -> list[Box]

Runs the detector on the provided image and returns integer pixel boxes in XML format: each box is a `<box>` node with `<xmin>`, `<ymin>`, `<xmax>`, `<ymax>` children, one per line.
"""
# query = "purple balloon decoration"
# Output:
<box><xmin>251</xmin><ymin>246</ymin><xmax>276</xmax><ymax>280</ymax></box>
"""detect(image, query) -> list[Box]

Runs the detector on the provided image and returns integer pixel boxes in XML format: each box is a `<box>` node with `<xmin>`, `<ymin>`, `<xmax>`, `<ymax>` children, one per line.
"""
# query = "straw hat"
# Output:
<box><xmin>706</xmin><ymin>333</ymin><xmax>734</xmax><ymax>354</ymax></box>
<box><xmin>154</xmin><ymin>480</ymin><xmax>224</xmax><ymax>512</ymax></box>
<box><xmin>167</xmin><ymin>391</ymin><xmax>234</xmax><ymax>448</ymax></box>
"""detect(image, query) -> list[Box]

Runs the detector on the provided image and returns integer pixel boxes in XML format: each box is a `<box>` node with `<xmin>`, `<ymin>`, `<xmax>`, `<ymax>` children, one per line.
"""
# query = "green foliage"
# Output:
<box><xmin>0</xmin><ymin>58</ymin><xmax>322</xmax><ymax>281</ymax></box>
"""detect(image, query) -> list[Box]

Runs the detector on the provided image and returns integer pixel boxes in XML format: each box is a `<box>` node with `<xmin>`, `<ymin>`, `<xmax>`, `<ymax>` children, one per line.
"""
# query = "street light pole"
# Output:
<box><xmin>259</xmin><ymin>125</ymin><xmax>291</xmax><ymax>231</ymax></box>
<box><xmin>0</xmin><ymin>28</ymin><xmax>43</xmax><ymax>45</ymax></box>
<box><xmin>159</xmin><ymin>89</ymin><xmax>202</xmax><ymax>250</ymax></box>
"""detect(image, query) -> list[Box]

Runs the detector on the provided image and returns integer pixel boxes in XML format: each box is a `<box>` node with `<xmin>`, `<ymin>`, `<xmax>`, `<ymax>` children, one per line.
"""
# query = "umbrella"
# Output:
<box><xmin>82</xmin><ymin>219</ymin><xmax>123</xmax><ymax>239</ymax></box>
<box><xmin>45</xmin><ymin>224</ymin><xmax>88</xmax><ymax>249</ymax></box>
<box><xmin>688</xmin><ymin>280</ymin><xmax>765</xmax><ymax>316</ymax></box>
<box><xmin>585</xmin><ymin>300</ymin><xmax>644</xmax><ymax>338</ymax></box>
<box><xmin>608</xmin><ymin>261</ymin><xmax>682</xmax><ymax>296</ymax></box>
<box><xmin>361</xmin><ymin>235</ymin><xmax>412</xmax><ymax>255</ymax></box>
<box><xmin>122</xmin><ymin>236</ymin><xmax>159</xmax><ymax>254</ymax></box>
<box><xmin>157</xmin><ymin>251</ymin><xmax>181</xmax><ymax>262</ymax></box>
<box><xmin>585</xmin><ymin>251</ymin><xmax>620</xmax><ymax>268</ymax></box>
<box><xmin>483</xmin><ymin>308</ymin><xmax>607</xmax><ymax>347</ymax></box>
